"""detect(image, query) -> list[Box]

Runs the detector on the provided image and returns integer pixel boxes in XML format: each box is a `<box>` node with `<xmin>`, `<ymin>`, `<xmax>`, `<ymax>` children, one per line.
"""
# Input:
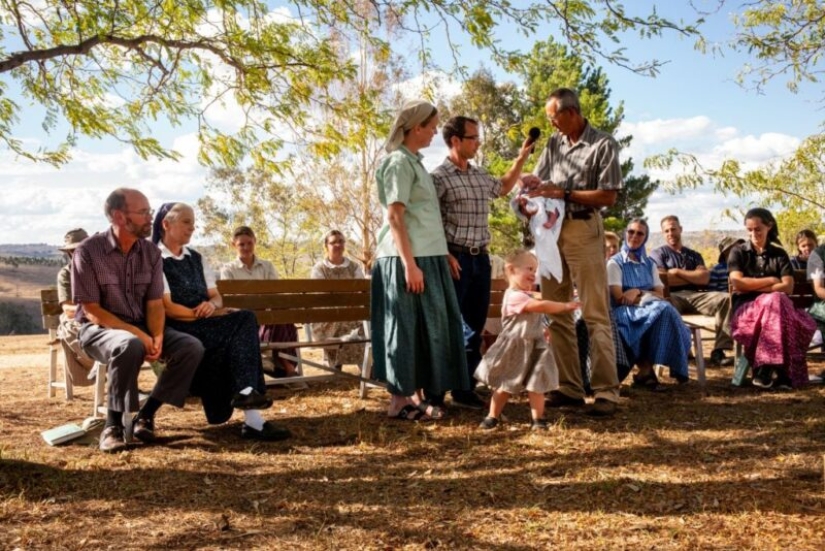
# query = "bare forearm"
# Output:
<box><xmin>387</xmin><ymin>205</ymin><xmax>416</xmax><ymax>267</ymax></box>
<box><xmin>146</xmin><ymin>300</ymin><xmax>165</xmax><ymax>337</ymax></box>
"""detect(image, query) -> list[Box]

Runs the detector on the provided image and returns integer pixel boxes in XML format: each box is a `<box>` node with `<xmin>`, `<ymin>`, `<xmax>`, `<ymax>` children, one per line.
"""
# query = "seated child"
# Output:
<box><xmin>791</xmin><ymin>229</ymin><xmax>817</xmax><ymax>271</ymax></box>
<box><xmin>707</xmin><ymin>236</ymin><xmax>744</xmax><ymax>292</ymax></box>
<box><xmin>475</xmin><ymin>250</ymin><xmax>580</xmax><ymax>430</ymax></box>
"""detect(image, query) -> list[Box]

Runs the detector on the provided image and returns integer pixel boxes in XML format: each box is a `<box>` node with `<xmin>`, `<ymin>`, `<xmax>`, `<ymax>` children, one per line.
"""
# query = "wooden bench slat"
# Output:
<box><xmin>254</xmin><ymin>307</ymin><xmax>371</xmax><ymax>325</ymax></box>
<box><xmin>225</xmin><ymin>293</ymin><xmax>368</xmax><ymax>310</ymax></box>
<box><xmin>218</xmin><ymin>279</ymin><xmax>370</xmax><ymax>293</ymax></box>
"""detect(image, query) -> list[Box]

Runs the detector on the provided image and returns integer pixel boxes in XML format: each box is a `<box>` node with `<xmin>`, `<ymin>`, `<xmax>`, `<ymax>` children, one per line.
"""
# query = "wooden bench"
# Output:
<box><xmin>41</xmin><ymin>288</ymin><xmax>73</xmax><ymax>399</ymax></box>
<box><xmin>218</xmin><ymin>278</ymin><xmax>511</xmax><ymax>398</ymax></box>
<box><xmin>218</xmin><ymin>278</ymin><xmax>379</xmax><ymax>397</ymax></box>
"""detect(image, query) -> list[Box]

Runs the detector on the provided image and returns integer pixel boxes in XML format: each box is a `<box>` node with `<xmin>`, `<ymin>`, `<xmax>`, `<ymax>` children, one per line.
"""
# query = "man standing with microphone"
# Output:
<box><xmin>521</xmin><ymin>87</ymin><xmax>622</xmax><ymax>417</ymax></box>
<box><xmin>429</xmin><ymin>116</ymin><xmax>537</xmax><ymax>410</ymax></box>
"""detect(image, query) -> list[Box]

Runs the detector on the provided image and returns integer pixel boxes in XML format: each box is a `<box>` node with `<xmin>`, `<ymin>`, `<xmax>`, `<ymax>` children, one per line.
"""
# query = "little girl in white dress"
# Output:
<box><xmin>475</xmin><ymin>250</ymin><xmax>579</xmax><ymax>430</ymax></box>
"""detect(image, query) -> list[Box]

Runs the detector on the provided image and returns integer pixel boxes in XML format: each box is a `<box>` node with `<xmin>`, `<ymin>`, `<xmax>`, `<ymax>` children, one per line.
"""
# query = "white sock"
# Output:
<box><xmin>243</xmin><ymin>410</ymin><xmax>265</xmax><ymax>431</ymax></box>
<box><xmin>239</xmin><ymin>386</ymin><xmax>253</xmax><ymax>396</ymax></box>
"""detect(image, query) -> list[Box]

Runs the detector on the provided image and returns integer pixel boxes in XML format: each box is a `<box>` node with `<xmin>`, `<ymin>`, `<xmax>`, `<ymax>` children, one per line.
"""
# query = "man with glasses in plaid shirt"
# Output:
<box><xmin>73</xmin><ymin>188</ymin><xmax>203</xmax><ymax>452</ymax></box>
<box><xmin>429</xmin><ymin>116</ymin><xmax>534</xmax><ymax>409</ymax></box>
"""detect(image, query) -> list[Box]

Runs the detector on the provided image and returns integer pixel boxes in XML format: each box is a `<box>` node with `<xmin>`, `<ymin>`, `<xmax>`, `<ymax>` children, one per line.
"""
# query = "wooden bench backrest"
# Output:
<box><xmin>488</xmin><ymin>279</ymin><xmax>508</xmax><ymax>318</ymax></box>
<box><xmin>40</xmin><ymin>288</ymin><xmax>61</xmax><ymax>331</ymax></box>
<box><xmin>661</xmin><ymin>269</ymin><xmax>815</xmax><ymax>308</ymax></box>
<box><xmin>218</xmin><ymin>279</ymin><xmax>371</xmax><ymax>325</ymax></box>
<box><xmin>218</xmin><ymin>278</ymin><xmax>511</xmax><ymax>325</ymax></box>
<box><xmin>790</xmin><ymin>269</ymin><xmax>814</xmax><ymax>309</ymax></box>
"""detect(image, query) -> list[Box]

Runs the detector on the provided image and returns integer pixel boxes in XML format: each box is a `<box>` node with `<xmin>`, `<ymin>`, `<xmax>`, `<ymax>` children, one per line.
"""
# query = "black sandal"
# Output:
<box><xmin>417</xmin><ymin>401</ymin><xmax>446</xmax><ymax>420</ymax></box>
<box><xmin>631</xmin><ymin>372</ymin><xmax>661</xmax><ymax>390</ymax></box>
<box><xmin>390</xmin><ymin>404</ymin><xmax>426</xmax><ymax>421</ymax></box>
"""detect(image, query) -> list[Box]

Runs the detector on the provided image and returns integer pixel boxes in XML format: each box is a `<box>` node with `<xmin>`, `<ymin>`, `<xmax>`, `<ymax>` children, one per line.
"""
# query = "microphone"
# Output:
<box><xmin>526</xmin><ymin>127</ymin><xmax>541</xmax><ymax>153</ymax></box>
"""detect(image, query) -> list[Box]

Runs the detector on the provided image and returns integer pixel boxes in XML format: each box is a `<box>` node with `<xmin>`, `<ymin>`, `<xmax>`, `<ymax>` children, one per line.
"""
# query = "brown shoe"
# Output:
<box><xmin>99</xmin><ymin>426</ymin><xmax>127</xmax><ymax>453</ymax></box>
<box><xmin>545</xmin><ymin>390</ymin><xmax>585</xmax><ymax>408</ymax></box>
<box><xmin>587</xmin><ymin>398</ymin><xmax>617</xmax><ymax>417</ymax></box>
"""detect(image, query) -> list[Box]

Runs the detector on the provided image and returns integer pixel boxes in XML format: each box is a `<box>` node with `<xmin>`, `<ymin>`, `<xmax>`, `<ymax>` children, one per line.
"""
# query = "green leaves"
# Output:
<box><xmin>0</xmin><ymin>1</ymin><xmax>702</xmax><ymax>167</ymax></box>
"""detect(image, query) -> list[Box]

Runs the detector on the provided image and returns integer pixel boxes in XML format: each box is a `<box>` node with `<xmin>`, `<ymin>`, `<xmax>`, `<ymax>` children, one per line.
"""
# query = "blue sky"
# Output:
<box><xmin>0</xmin><ymin>1</ymin><xmax>821</xmax><ymax>245</ymax></box>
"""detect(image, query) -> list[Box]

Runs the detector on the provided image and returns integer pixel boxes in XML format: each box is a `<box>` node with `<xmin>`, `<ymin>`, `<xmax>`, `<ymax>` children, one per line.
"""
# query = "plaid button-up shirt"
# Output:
<box><xmin>71</xmin><ymin>227</ymin><xmax>164</xmax><ymax>325</ymax></box>
<box><xmin>431</xmin><ymin>158</ymin><xmax>502</xmax><ymax>248</ymax></box>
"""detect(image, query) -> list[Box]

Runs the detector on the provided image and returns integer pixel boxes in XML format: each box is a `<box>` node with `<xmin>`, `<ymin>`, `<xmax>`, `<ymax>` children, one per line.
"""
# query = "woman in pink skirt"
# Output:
<box><xmin>728</xmin><ymin>208</ymin><xmax>816</xmax><ymax>389</ymax></box>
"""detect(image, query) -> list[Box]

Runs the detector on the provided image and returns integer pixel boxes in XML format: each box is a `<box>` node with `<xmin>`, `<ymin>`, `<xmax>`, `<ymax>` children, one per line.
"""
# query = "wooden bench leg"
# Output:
<box><xmin>691</xmin><ymin>326</ymin><xmax>706</xmax><ymax>386</ymax></box>
<box><xmin>92</xmin><ymin>361</ymin><xmax>107</xmax><ymax>419</ymax></box>
<box><xmin>48</xmin><ymin>338</ymin><xmax>58</xmax><ymax>398</ymax></box>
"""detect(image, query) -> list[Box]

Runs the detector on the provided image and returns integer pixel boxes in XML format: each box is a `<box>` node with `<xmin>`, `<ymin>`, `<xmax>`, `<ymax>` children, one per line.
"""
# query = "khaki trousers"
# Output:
<box><xmin>541</xmin><ymin>215</ymin><xmax>619</xmax><ymax>402</ymax></box>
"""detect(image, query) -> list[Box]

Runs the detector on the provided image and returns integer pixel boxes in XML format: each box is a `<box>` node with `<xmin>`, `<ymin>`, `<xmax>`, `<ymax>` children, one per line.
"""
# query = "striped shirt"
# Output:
<box><xmin>71</xmin><ymin>227</ymin><xmax>164</xmax><ymax>325</ymax></box>
<box><xmin>431</xmin><ymin>158</ymin><xmax>502</xmax><ymax>248</ymax></box>
<box><xmin>533</xmin><ymin>121</ymin><xmax>623</xmax><ymax>213</ymax></box>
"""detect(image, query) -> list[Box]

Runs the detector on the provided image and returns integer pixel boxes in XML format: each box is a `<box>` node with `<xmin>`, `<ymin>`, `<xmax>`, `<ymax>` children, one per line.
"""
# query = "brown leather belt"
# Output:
<box><xmin>448</xmin><ymin>244</ymin><xmax>489</xmax><ymax>256</ymax></box>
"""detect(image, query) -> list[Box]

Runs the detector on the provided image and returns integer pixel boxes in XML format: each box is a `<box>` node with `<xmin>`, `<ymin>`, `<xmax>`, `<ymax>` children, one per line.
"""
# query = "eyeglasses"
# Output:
<box><xmin>627</xmin><ymin>229</ymin><xmax>646</xmax><ymax>237</ymax></box>
<box><xmin>327</xmin><ymin>239</ymin><xmax>345</xmax><ymax>246</ymax></box>
<box><xmin>548</xmin><ymin>108</ymin><xmax>568</xmax><ymax>124</ymax></box>
<box><xmin>460</xmin><ymin>135</ymin><xmax>479</xmax><ymax>141</ymax></box>
<box><xmin>125</xmin><ymin>208</ymin><xmax>155</xmax><ymax>218</ymax></box>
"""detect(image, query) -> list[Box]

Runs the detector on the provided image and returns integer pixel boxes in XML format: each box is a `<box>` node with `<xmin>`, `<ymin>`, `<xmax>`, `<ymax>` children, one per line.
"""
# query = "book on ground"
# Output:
<box><xmin>41</xmin><ymin>423</ymin><xmax>86</xmax><ymax>446</ymax></box>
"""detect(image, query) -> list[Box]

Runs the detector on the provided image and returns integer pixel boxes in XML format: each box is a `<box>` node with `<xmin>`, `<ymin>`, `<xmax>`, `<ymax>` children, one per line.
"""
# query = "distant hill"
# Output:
<box><xmin>0</xmin><ymin>243</ymin><xmax>63</xmax><ymax>259</ymax></box>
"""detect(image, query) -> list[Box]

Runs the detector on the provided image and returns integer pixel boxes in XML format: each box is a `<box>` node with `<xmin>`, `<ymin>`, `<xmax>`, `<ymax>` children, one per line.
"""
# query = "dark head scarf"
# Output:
<box><xmin>621</xmin><ymin>218</ymin><xmax>650</xmax><ymax>263</ymax></box>
<box><xmin>151</xmin><ymin>202</ymin><xmax>176</xmax><ymax>245</ymax></box>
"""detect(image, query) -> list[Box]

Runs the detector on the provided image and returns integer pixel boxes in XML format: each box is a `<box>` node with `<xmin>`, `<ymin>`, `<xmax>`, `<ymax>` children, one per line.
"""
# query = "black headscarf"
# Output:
<box><xmin>151</xmin><ymin>202</ymin><xmax>176</xmax><ymax>245</ymax></box>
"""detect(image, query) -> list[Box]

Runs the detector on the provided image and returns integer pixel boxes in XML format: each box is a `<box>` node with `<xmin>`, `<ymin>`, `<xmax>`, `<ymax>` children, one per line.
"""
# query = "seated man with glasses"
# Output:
<box><xmin>428</xmin><ymin>115</ymin><xmax>535</xmax><ymax>411</ymax></box>
<box><xmin>72</xmin><ymin>187</ymin><xmax>202</xmax><ymax>452</ymax></box>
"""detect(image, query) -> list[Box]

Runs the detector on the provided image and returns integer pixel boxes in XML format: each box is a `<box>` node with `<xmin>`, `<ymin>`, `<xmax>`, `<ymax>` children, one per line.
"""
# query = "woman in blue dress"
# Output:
<box><xmin>152</xmin><ymin>202</ymin><xmax>290</xmax><ymax>441</ymax></box>
<box><xmin>607</xmin><ymin>218</ymin><xmax>691</xmax><ymax>388</ymax></box>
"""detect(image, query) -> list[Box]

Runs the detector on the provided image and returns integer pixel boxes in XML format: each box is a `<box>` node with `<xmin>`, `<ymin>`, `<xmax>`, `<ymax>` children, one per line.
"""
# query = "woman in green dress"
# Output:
<box><xmin>371</xmin><ymin>99</ymin><xmax>469</xmax><ymax>421</ymax></box>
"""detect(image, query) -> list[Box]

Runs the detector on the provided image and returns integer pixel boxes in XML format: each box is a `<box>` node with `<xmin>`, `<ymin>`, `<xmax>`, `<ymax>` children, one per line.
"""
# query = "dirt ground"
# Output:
<box><xmin>1</xmin><ymin>335</ymin><xmax>824</xmax><ymax>550</ymax></box>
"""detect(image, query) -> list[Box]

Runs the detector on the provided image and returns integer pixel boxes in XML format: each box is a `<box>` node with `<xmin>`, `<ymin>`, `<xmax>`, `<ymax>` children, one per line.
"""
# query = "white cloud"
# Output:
<box><xmin>617</xmin><ymin>116</ymin><xmax>802</xmax><ymax>232</ymax></box>
<box><xmin>0</xmin><ymin>135</ymin><xmax>210</xmax><ymax>245</ymax></box>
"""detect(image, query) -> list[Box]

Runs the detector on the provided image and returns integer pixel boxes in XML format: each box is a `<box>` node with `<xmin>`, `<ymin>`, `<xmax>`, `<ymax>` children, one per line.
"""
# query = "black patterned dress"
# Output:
<box><xmin>163</xmin><ymin>248</ymin><xmax>267</xmax><ymax>424</ymax></box>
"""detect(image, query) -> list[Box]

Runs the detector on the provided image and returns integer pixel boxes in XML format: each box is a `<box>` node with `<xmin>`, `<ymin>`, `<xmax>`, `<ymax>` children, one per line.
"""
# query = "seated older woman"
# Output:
<box><xmin>309</xmin><ymin>229</ymin><xmax>367</xmax><ymax>369</ymax></box>
<box><xmin>607</xmin><ymin>218</ymin><xmax>691</xmax><ymax>389</ymax></box>
<box><xmin>152</xmin><ymin>203</ymin><xmax>290</xmax><ymax>441</ymax></box>
<box><xmin>729</xmin><ymin>208</ymin><xmax>816</xmax><ymax>389</ymax></box>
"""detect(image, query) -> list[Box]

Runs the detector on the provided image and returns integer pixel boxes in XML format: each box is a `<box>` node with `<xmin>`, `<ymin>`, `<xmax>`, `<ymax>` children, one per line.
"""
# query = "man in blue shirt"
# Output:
<box><xmin>649</xmin><ymin>215</ymin><xmax>734</xmax><ymax>367</ymax></box>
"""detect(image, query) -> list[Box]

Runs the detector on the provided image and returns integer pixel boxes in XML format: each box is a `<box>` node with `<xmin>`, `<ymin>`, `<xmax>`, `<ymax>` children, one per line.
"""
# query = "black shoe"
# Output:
<box><xmin>478</xmin><ymin>416</ymin><xmax>499</xmax><ymax>430</ymax></box>
<box><xmin>231</xmin><ymin>390</ymin><xmax>273</xmax><ymax>410</ymax></box>
<box><xmin>675</xmin><ymin>374</ymin><xmax>690</xmax><ymax>385</ymax></box>
<box><xmin>450</xmin><ymin>391</ymin><xmax>486</xmax><ymax>411</ymax></box>
<box><xmin>132</xmin><ymin>417</ymin><xmax>156</xmax><ymax>443</ymax></box>
<box><xmin>545</xmin><ymin>390</ymin><xmax>585</xmax><ymax>408</ymax></box>
<box><xmin>752</xmin><ymin>366</ymin><xmax>773</xmax><ymax>389</ymax></box>
<box><xmin>709</xmin><ymin>349</ymin><xmax>735</xmax><ymax>367</ymax></box>
<box><xmin>99</xmin><ymin>425</ymin><xmax>127</xmax><ymax>453</ymax></box>
<box><xmin>774</xmin><ymin>371</ymin><xmax>793</xmax><ymax>390</ymax></box>
<box><xmin>241</xmin><ymin>421</ymin><xmax>291</xmax><ymax>441</ymax></box>
<box><xmin>586</xmin><ymin>398</ymin><xmax>617</xmax><ymax>417</ymax></box>
<box><xmin>531</xmin><ymin>418</ymin><xmax>549</xmax><ymax>431</ymax></box>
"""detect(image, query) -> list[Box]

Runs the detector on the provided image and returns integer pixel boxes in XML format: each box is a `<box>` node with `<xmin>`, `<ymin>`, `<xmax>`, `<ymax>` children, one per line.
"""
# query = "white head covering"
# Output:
<box><xmin>385</xmin><ymin>99</ymin><xmax>437</xmax><ymax>153</ymax></box>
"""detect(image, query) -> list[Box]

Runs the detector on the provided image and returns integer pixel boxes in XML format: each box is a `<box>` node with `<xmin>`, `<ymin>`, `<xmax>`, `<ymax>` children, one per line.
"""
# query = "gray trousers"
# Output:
<box><xmin>79</xmin><ymin>324</ymin><xmax>203</xmax><ymax>413</ymax></box>
<box><xmin>669</xmin><ymin>290</ymin><xmax>733</xmax><ymax>351</ymax></box>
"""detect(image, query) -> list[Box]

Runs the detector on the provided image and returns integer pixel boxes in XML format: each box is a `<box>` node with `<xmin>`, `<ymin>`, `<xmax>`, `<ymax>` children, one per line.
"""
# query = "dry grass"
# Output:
<box><xmin>2</xmin><ymin>334</ymin><xmax>825</xmax><ymax>550</ymax></box>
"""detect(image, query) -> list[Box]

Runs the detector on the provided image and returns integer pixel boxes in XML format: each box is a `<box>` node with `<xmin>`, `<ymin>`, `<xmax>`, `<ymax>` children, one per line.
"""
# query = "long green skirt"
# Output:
<box><xmin>371</xmin><ymin>256</ymin><xmax>470</xmax><ymax>397</ymax></box>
